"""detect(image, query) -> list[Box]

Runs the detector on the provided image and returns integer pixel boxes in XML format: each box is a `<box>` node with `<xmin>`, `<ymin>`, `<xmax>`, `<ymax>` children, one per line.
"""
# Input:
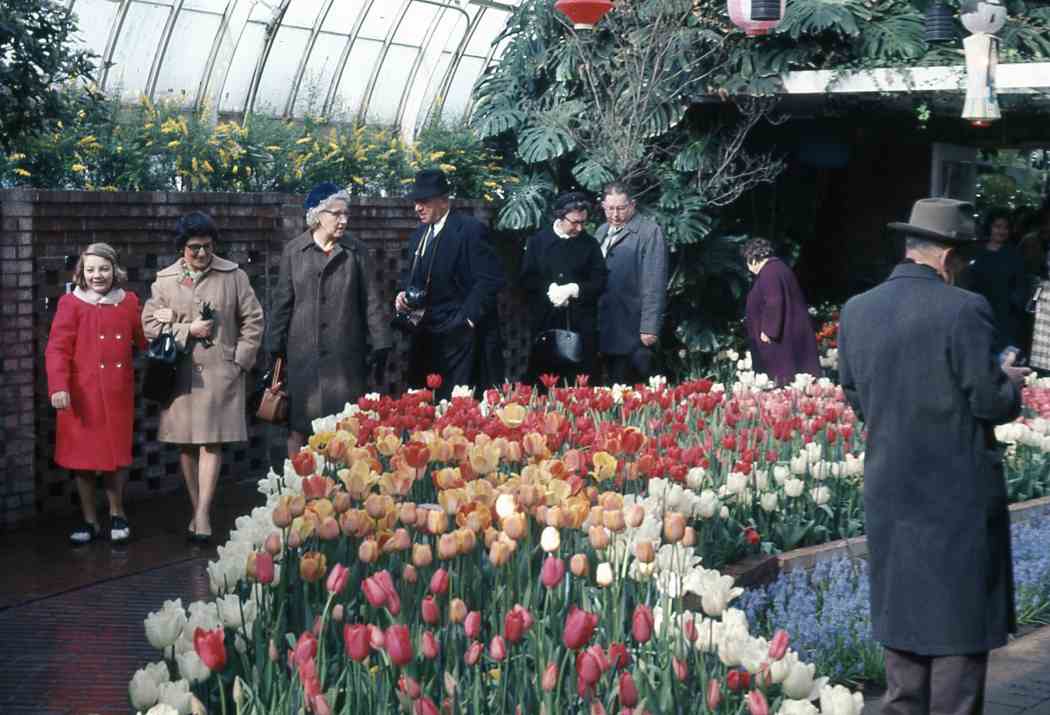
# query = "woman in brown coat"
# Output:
<box><xmin>268</xmin><ymin>182</ymin><xmax>392</xmax><ymax>458</ymax></box>
<box><xmin>142</xmin><ymin>212</ymin><xmax>264</xmax><ymax>543</ymax></box>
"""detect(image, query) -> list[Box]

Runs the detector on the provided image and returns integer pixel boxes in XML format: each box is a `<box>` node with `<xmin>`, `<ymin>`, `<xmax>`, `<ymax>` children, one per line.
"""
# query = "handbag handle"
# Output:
<box><xmin>271</xmin><ymin>357</ymin><xmax>284</xmax><ymax>389</ymax></box>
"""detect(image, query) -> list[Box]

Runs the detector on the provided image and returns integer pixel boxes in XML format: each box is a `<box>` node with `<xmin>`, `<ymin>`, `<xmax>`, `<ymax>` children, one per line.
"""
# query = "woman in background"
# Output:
<box><xmin>143</xmin><ymin>212</ymin><xmax>263</xmax><ymax>544</ymax></box>
<box><xmin>968</xmin><ymin>207</ymin><xmax>1027</xmax><ymax>352</ymax></box>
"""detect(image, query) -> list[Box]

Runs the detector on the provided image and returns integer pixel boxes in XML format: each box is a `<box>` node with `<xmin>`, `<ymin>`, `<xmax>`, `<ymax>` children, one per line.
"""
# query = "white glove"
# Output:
<box><xmin>564</xmin><ymin>283</ymin><xmax>580</xmax><ymax>299</ymax></box>
<box><xmin>547</xmin><ymin>283</ymin><xmax>579</xmax><ymax>307</ymax></box>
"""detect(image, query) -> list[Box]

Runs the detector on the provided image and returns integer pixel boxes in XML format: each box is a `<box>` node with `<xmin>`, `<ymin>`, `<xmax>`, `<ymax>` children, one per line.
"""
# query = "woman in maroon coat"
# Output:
<box><xmin>45</xmin><ymin>243</ymin><xmax>145</xmax><ymax>544</ymax></box>
<box><xmin>741</xmin><ymin>238</ymin><xmax>822</xmax><ymax>385</ymax></box>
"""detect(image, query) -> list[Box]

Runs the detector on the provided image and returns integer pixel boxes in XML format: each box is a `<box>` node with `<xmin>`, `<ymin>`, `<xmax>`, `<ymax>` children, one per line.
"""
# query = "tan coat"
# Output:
<box><xmin>142</xmin><ymin>256</ymin><xmax>264</xmax><ymax>444</ymax></box>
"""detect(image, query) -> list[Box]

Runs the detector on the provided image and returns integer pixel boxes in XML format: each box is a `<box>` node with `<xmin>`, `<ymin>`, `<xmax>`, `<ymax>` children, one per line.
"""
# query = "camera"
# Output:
<box><xmin>392</xmin><ymin>287</ymin><xmax>428</xmax><ymax>333</ymax></box>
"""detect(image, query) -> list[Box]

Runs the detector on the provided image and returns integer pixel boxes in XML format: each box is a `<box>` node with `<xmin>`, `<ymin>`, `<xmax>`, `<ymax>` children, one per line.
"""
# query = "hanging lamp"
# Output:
<box><xmin>554</xmin><ymin>0</ymin><xmax>615</xmax><ymax>30</ymax></box>
<box><xmin>960</xmin><ymin>0</ymin><xmax>1007</xmax><ymax>127</ymax></box>
<box><xmin>728</xmin><ymin>0</ymin><xmax>786</xmax><ymax>36</ymax></box>
<box><xmin>924</xmin><ymin>1</ymin><xmax>956</xmax><ymax>43</ymax></box>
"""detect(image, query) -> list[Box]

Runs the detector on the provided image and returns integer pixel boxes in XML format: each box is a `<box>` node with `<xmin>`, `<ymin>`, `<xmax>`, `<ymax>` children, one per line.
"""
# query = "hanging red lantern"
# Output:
<box><xmin>728</xmin><ymin>0</ymin><xmax>786</xmax><ymax>36</ymax></box>
<box><xmin>555</xmin><ymin>0</ymin><xmax>614</xmax><ymax>30</ymax></box>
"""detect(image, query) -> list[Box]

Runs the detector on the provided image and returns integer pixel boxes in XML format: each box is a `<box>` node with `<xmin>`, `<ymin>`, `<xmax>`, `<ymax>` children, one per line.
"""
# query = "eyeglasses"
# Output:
<box><xmin>563</xmin><ymin>218</ymin><xmax>587</xmax><ymax>227</ymax></box>
<box><xmin>602</xmin><ymin>204</ymin><xmax>633</xmax><ymax>214</ymax></box>
<box><xmin>185</xmin><ymin>243</ymin><xmax>213</xmax><ymax>254</ymax></box>
<box><xmin>322</xmin><ymin>210</ymin><xmax>350</xmax><ymax>220</ymax></box>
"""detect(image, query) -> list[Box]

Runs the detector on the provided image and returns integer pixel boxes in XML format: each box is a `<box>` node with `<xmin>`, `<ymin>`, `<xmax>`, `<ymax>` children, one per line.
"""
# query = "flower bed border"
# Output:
<box><xmin>720</xmin><ymin>496</ymin><xmax>1050</xmax><ymax>589</ymax></box>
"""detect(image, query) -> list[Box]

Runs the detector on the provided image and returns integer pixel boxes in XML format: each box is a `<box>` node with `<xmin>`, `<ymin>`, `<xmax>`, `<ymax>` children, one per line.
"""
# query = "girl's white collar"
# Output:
<box><xmin>72</xmin><ymin>286</ymin><xmax>126</xmax><ymax>305</ymax></box>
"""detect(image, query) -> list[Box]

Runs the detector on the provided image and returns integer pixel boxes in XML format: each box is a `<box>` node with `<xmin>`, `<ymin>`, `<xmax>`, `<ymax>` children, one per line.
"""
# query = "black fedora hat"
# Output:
<box><xmin>888</xmin><ymin>198</ymin><xmax>978</xmax><ymax>244</ymax></box>
<box><xmin>407</xmin><ymin>169</ymin><xmax>451</xmax><ymax>201</ymax></box>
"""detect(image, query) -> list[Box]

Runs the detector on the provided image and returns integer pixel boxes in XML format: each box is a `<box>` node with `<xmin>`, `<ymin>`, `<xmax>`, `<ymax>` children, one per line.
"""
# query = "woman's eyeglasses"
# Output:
<box><xmin>185</xmin><ymin>243</ymin><xmax>213</xmax><ymax>254</ymax></box>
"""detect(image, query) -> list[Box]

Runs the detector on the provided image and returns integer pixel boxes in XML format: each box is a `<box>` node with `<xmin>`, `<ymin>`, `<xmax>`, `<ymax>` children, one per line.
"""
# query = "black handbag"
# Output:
<box><xmin>142</xmin><ymin>329</ymin><xmax>180</xmax><ymax>404</ymax></box>
<box><xmin>532</xmin><ymin>306</ymin><xmax>584</xmax><ymax>367</ymax></box>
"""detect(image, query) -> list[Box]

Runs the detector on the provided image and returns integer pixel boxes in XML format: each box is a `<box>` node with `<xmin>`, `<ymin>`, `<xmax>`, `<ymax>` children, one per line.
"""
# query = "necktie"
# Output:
<box><xmin>602</xmin><ymin>227</ymin><xmax>621</xmax><ymax>257</ymax></box>
<box><xmin>418</xmin><ymin>225</ymin><xmax>434</xmax><ymax>258</ymax></box>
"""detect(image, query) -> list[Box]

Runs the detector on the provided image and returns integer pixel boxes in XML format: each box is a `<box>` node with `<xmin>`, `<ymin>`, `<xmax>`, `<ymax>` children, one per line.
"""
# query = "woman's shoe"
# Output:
<box><xmin>70</xmin><ymin>521</ymin><xmax>101</xmax><ymax>545</ymax></box>
<box><xmin>110</xmin><ymin>516</ymin><xmax>131</xmax><ymax>543</ymax></box>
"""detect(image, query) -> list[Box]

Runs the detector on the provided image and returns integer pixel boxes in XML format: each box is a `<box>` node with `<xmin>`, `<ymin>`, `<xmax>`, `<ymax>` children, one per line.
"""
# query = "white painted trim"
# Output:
<box><xmin>780</xmin><ymin>62</ymin><xmax>1050</xmax><ymax>95</ymax></box>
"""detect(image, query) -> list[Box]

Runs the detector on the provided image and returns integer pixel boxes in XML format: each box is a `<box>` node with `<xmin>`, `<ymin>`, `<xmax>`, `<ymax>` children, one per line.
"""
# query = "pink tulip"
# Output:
<box><xmin>631</xmin><ymin>604</ymin><xmax>654</xmax><ymax>643</ymax></box>
<box><xmin>429</xmin><ymin>568</ymin><xmax>449</xmax><ymax>595</ymax></box>
<box><xmin>541</xmin><ymin>556</ymin><xmax>566</xmax><ymax>588</ymax></box>
<box><xmin>421</xmin><ymin>595</ymin><xmax>440</xmax><ymax>625</ymax></box>
<box><xmin>326</xmin><ymin>563</ymin><xmax>349</xmax><ymax>594</ymax></box>
<box><xmin>489</xmin><ymin>635</ymin><xmax>507</xmax><ymax>661</ymax></box>
<box><xmin>385</xmin><ymin>624</ymin><xmax>413</xmax><ymax>667</ymax></box>
<box><xmin>422</xmin><ymin>630</ymin><xmax>440</xmax><ymax>660</ymax></box>
<box><xmin>464</xmin><ymin>610</ymin><xmax>482</xmax><ymax>639</ymax></box>
<box><xmin>746</xmin><ymin>691</ymin><xmax>769</xmax><ymax>715</ymax></box>
<box><xmin>768</xmin><ymin>628</ymin><xmax>790</xmax><ymax>661</ymax></box>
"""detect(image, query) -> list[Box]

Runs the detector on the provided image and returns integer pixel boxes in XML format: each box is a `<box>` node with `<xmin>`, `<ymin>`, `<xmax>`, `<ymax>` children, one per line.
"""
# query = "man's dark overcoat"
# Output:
<box><xmin>268</xmin><ymin>231</ymin><xmax>392</xmax><ymax>435</ymax></box>
<box><xmin>744</xmin><ymin>258</ymin><xmax>822</xmax><ymax>385</ymax></box>
<box><xmin>838</xmin><ymin>261</ymin><xmax>1021</xmax><ymax>656</ymax></box>
<box><xmin>400</xmin><ymin>210</ymin><xmax>505</xmax><ymax>395</ymax></box>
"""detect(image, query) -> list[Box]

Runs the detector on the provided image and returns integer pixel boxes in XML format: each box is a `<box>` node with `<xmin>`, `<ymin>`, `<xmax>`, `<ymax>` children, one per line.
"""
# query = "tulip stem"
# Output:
<box><xmin>216</xmin><ymin>676</ymin><xmax>228</xmax><ymax>715</ymax></box>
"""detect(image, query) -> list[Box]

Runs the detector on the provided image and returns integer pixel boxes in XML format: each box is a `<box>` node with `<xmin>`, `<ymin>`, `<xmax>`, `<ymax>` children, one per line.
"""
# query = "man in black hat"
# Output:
<box><xmin>396</xmin><ymin>168</ymin><xmax>505</xmax><ymax>398</ymax></box>
<box><xmin>838</xmin><ymin>198</ymin><xmax>1029</xmax><ymax>715</ymax></box>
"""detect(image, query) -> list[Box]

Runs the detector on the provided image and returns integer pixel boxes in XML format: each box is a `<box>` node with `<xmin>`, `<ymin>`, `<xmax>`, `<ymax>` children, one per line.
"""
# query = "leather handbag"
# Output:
<box><xmin>256</xmin><ymin>357</ymin><xmax>288</xmax><ymax>424</ymax></box>
<box><xmin>532</xmin><ymin>307</ymin><xmax>584</xmax><ymax>367</ymax></box>
<box><xmin>142</xmin><ymin>329</ymin><xmax>179</xmax><ymax>404</ymax></box>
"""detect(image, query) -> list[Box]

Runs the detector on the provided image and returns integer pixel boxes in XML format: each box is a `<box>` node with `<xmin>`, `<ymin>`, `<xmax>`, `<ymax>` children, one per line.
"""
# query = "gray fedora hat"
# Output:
<box><xmin>888</xmin><ymin>198</ymin><xmax>978</xmax><ymax>244</ymax></box>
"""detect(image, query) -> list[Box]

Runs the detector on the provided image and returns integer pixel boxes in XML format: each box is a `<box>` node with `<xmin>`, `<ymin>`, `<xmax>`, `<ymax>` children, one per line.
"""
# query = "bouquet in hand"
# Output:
<box><xmin>199</xmin><ymin>301</ymin><xmax>215</xmax><ymax>348</ymax></box>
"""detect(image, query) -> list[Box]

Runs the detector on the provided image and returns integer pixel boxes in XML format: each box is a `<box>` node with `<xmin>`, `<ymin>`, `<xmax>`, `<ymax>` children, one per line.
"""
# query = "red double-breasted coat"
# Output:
<box><xmin>45</xmin><ymin>289</ymin><xmax>146</xmax><ymax>471</ymax></box>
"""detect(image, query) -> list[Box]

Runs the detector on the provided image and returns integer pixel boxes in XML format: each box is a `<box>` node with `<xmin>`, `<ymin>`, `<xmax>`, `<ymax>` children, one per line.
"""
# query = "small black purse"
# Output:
<box><xmin>142</xmin><ymin>329</ymin><xmax>180</xmax><ymax>404</ymax></box>
<box><xmin>532</xmin><ymin>307</ymin><xmax>584</xmax><ymax>367</ymax></box>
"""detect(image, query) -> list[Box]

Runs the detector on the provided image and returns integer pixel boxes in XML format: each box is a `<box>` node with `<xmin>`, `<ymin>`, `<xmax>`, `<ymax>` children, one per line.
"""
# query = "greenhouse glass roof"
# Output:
<box><xmin>66</xmin><ymin>0</ymin><xmax>519</xmax><ymax>133</ymax></box>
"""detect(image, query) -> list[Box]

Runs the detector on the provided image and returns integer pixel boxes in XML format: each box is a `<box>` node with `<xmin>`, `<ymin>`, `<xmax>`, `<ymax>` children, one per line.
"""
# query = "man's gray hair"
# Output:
<box><xmin>305</xmin><ymin>189</ymin><xmax>352</xmax><ymax>229</ymax></box>
<box><xmin>602</xmin><ymin>181</ymin><xmax>634</xmax><ymax>202</ymax></box>
<box><xmin>905</xmin><ymin>235</ymin><xmax>952</xmax><ymax>252</ymax></box>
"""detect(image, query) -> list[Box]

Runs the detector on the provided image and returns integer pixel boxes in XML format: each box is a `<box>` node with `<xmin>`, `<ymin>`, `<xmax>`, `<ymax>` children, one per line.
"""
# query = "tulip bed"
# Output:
<box><xmin>130</xmin><ymin>372</ymin><xmax>1050</xmax><ymax>715</ymax></box>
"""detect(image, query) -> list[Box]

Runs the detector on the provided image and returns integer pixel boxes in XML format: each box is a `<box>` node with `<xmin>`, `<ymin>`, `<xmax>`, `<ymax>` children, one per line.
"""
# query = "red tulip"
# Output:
<box><xmin>671</xmin><ymin>656</ymin><xmax>688</xmax><ymax>682</ymax></box>
<box><xmin>414</xmin><ymin>697</ymin><xmax>440</xmax><ymax>715</ymax></box>
<box><xmin>746</xmin><ymin>691</ymin><xmax>769</xmax><ymax>715</ymax></box>
<box><xmin>429</xmin><ymin>568</ymin><xmax>449</xmax><ymax>595</ymax></box>
<box><xmin>618</xmin><ymin>672</ymin><xmax>639</xmax><ymax>707</ymax></box>
<box><xmin>706</xmin><ymin>678</ymin><xmax>722</xmax><ymax>710</ymax></box>
<box><xmin>682</xmin><ymin>616</ymin><xmax>698</xmax><ymax>643</ymax></box>
<box><xmin>727</xmin><ymin>669</ymin><xmax>750</xmax><ymax>692</ymax></box>
<box><xmin>326</xmin><ymin>563</ymin><xmax>349</xmax><ymax>594</ymax></box>
<box><xmin>563</xmin><ymin>606</ymin><xmax>598</xmax><ymax>650</ymax></box>
<box><xmin>368</xmin><ymin>624</ymin><xmax>385</xmax><ymax>650</ymax></box>
<box><xmin>426</xmin><ymin>373</ymin><xmax>443</xmax><ymax>390</ymax></box>
<box><xmin>631</xmin><ymin>604</ymin><xmax>654</xmax><ymax>644</ymax></box>
<box><xmin>399</xmin><ymin>674</ymin><xmax>422</xmax><ymax>699</ymax></box>
<box><xmin>607</xmin><ymin>642</ymin><xmax>631</xmax><ymax>670</ymax></box>
<box><xmin>302</xmin><ymin>475</ymin><xmax>327</xmax><ymax>499</ymax></box>
<box><xmin>540</xmin><ymin>373</ymin><xmax>559</xmax><ymax>389</ymax></box>
<box><xmin>193</xmin><ymin>627</ymin><xmax>227</xmax><ymax>671</ymax></box>
<box><xmin>421</xmin><ymin>595</ymin><xmax>440</xmax><ymax>625</ymax></box>
<box><xmin>768</xmin><ymin>629</ymin><xmax>790</xmax><ymax>661</ymax></box>
<box><xmin>290</xmin><ymin>631</ymin><xmax>317</xmax><ymax>670</ymax></box>
<box><xmin>541</xmin><ymin>556</ymin><xmax>566</xmax><ymax>589</ymax></box>
<box><xmin>504</xmin><ymin>609</ymin><xmax>525</xmax><ymax>644</ymax></box>
<box><xmin>312</xmin><ymin>694</ymin><xmax>332</xmax><ymax>715</ymax></box>
<box><xmin>511</xmin><ymin>603</ymin><xmax>534</xmax><ymax>631</ymax></box>
<box><xmin>745</xmin><ymin>527</ymin><xmax>760</xmax><ymax>546</ymax></box>
<box><xmin>341</xmin><ymin>622</ymin><xmax>368</xmax><ymax>660</ymax></box>
<box><xmin>465</xmin><ymin>640</ymin><xmax>484</xmax><ymax>665</ymax></box>
<box><xmin>464</xmin><ymin>610</ymin><xmax>482</xmax><ymax>639</ymax></box>
<box><xmin>253</xmin><ymin>551</ymin><xmax>275</xmax><ymax>584</ymax></box>
<box><xmin>404</xmin><ymin>441</ymin><xmax>430</xmax><ymax>469</ymax></box>
<box><xmin>422</xmin><ymin>630</ymin><xmax>440</xmax><ymax>660</ymax></box>
<box><xmin>541</xmin><ymin>662</ymin><xmax>558</xmax><ymax>691</ymax></box>
<box><xmin>489</xmin><ymin>635</ymin><xmax>507</xmax><ymax>661</ymax></box>
<box><xmin>385</xmin><ymin>624</ymin><xmax>414</xmax><ymax>667</ymax></box>
<box><xmin>577</xmin><ymin>650</ymin><xmax>602</xmax><ymax>686</ymax></box>
<box><xmin>362</xmin><ymin>574</ymin><xmax>388</xmax><ymax>609</ymax></box>
<box><xmin>291</xmin><ymin>450</ymin><xmax>316</xmax><ymax>476</ymax></box>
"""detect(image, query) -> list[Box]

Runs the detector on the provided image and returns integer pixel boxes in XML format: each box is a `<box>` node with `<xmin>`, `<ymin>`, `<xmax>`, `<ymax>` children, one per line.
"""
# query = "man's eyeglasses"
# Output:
<box><xmin>602</xmin><ymin>204</ymin><xmax>633</xmax><ymax>214</ymax></box>
<box><xmin>185</xmin><ymin>243</ymin><xmax>213</xmax><ymax>254</ymax></box>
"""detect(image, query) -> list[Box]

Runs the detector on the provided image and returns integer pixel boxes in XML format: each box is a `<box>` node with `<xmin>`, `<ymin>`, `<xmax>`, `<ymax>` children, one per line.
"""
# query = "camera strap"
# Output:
<box><xmin>409</xmin><ymin>222</ymin><xmax>447</xmax><ymax>292</ymax></box>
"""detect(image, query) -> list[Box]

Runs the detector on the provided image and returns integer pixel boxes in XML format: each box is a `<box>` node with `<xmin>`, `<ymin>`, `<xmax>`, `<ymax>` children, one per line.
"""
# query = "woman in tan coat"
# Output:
<box><xmin>142</xmin><ymin>212</ymin><xmax>264</xmax><ymax>543</ymax></box>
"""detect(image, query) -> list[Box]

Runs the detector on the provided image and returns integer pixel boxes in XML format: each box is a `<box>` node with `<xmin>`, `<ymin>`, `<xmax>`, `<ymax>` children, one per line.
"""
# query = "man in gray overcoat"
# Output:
<box><xmin>838</xmin><ymin>198</ymin><xmax>1029</xmax><ymax>714</ymax></box>
<box><xmin>595</xmin><ymin>182</ymin><xmax>669</xmax><ymax>385</ymax></box>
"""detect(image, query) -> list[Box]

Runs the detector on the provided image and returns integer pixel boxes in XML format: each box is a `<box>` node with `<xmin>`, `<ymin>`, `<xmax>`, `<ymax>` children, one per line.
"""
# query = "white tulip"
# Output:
<box><xmin>145</xmin><ymin>705</ymin><xmax>181</xmax><ymax>715</ymax></box>
<box><xmin>820</xmin><ymin>684</ymin><xmax>865</xmax><ymax>715</ymax></box>
<box><xmin>810</xmin><ymin>461</ymin><xmax>830</xmax><ymax>481</ymax></box>
<box><xmin>697</xmin><ymin>490</ymin><xmax>720</xmax><ymax>519</ymax></box>
<box><xmin>772</xmin><ymin>464</ymin><xmax>790</xmax><ymax>484</ymax></box>
<box><xmin>451</xmin><ymin>384</ymin><xmax>474</xmax><ymax>398</ymax></box>
<box><xmin>157</xmin><ymin>679</ymin><xmax>193</xmax><ymax>715</ymax></box>
<box><xmin>738</xmin><ymin>635</ymin><xmax>770</xmax><ymax>673</ymax></box>
<box><xmin>768</xmin><ymin>649</ymin><xmax>796</xmax><ymax>683</ymax></box>
<box><xmin>753</xmin><ymin>470</ymin><xmax>769</xmax><ymax>491</ymax></box>
<box><xmin>719</xmin><ymin>505</ymin><xmax>730</xmax><ymax>520</ymax></box>
<box><xmin>596</xmin><ymin>561</ymin><xmax>614</xmax><ymax>587</ymax></box>
<box><xmin>686</xmin><ymin>466</ymin><xmax>707</xmax><ymax>489</ymax></box>
<box><xmin>804</xmin><ymin>442</ymin><xmax>823</xmax><ymax>463</ymax></box>
<box><xmin>692</xmin><ymin>616</ymin><xmax>723</xmax><ymax>653</ymax></box>
<box><xmin>698</xmin><ymin>570</ymin><xmax>744</xmax><ymax>617</ymax></box>
<box><xmin>790</xmin><ymin>455</ymin><xmax>808</xmax><ymax>475</ymax></box>
<box><xmin>778</xmin><ymin>699</ymin><xmax>821</xmax><ymax>715</ymax></box>
<box><xmin>782</xmin><ymin>658</ymin><xmax>827</xmax><ymax>699</ymax></box>
<box><xmin>129</xmin><ymin>668</ymin><xmax>162</xmax><ymax>710</ymax></box>
<box><xmin>760</xmin><ymin>492</ymin><xmax>779</xmax><ymax>513</ymax></box>
<box><xmin>494</xmin><ymin>493</ymin><xmax>517</xmax><ymax>520</ymax></box>
<box><xmin>810</xmin><ymin>486</ymin><xmax>831</xmax><ymax>505</ymax></box>
<box><xmin>175</xmin><ymin>650</ymin><xmax>211</xmax><ymax>685</ymax></box>
<box><xmin>144</xmin><ymin>599</ymin><xmax>187</xmax><ymax>650</ymax></box>
<box><xmin>784</xmin><ymin>478</ymin><xmax>805</xmax><ymax>498</ymax></box>
<box><xmin>726</xmin><ymin>471</ymin><xmax>748</xmax><ymax>495</ymax></box>
<box><xmin>143</xmin><ymin>661</ymin><xmax>171</xmax><ymax>685</ymax></box>
<box><xmin>540</xmin><ymin>526</ymin><xmax>561</xmax><ymax>552</ymax></box>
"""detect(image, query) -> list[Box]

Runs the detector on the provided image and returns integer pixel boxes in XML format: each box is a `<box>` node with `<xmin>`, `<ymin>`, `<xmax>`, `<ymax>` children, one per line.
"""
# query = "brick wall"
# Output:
<box><xmin>0</xmin><ymin>190</ymin><xmax>529</xmax><ymax>529</ymax></box>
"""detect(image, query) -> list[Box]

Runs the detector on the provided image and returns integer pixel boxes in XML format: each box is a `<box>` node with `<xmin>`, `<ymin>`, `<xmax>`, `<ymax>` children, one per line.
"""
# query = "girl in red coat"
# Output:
<box><xmin>45</xmin><ymin>243</ymin><xmax>145</xmax><ymax>544</ymax></box>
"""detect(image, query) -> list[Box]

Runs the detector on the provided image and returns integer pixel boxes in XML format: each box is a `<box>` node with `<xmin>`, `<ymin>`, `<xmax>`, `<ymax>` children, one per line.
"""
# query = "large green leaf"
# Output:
<box><xmin>496</xmin><ymin>174</ymin><xmax>556</xmax><ymax>231</ymax></box>
<box><xmin>472</xmin><ymin>106</ymin><xmax>527</xmax><ymax>140</ymax></box>
<box><xmin>517</xmin><ymin>125</ymin><xmax>576</xmax><ymax>164</ymax></box>
<box><xmin>778</xmin><ymin>0</ymin><xmax>861</xmax><ymax>40</ymax></box>
<box><xmin>571</xmin><ymin>158</ymin><xmax>616</xmax><ymax>191</ymax></box>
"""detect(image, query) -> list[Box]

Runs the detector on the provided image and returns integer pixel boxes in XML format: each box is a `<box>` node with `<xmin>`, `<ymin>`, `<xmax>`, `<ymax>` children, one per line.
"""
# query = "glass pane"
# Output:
<box><xmin>154</xmin><ymin>11</ymin><xmax>223</xmax><ymax>105</ymax></box>
<box><xmin>292</xmin><ymin>32</ymin><xmax>346</xmax><ymax>116</ymax></box>
<box><xmin>412</xmin><ymin>51</ymin><xmax>451</xmax><ymax>131</ymax></box>
<box><xmin>366</xmin><ymin>44</ymin><xmax>417</xmax><ymax>123</ymax></box>
<box><xmin>331</xmin><ymin>38</ymin><xmax>382</xmax><ymax>118</ymax></box>
<box><xmin>68</xmin><ymin>0</ymin><xmax>120</xmax><ymax>63</ymax></box>
<box><xmin>107</xmin><ymin>2</ymin><xmax>170</xmax><ymax>99</ymax></box>
<box><xmin>358</xmin><ymin>0</ymin><xmax>404</xmax><ymax>40</ymax></box>
<box><xmin>182</xmin><ymin>0</ymin><xmax>231</xmax><ymax>11</ymax></box>
<box><xmin>218</xmin><ymin>22</ymin><xmax>266</xmax><ymax>113</ymax></box>
<box><xmin>392</xmin><ymin>2</ymin><xmax>439</xmax><ymax>47</ymax></box>
<box><xmin>425</xmin><ymin>10</ymin><xmax>468</xmax><ymax>55</ymax></box>
<box><xmin>250</xmin><ymin>2</ymin><xmax>279</xmax><ymax>22</ymax></box>
<box><xmin>466</xmin><ymin>9</ymin><xmax>510</xmax><ymax>56</ymax></box>
<box><xmin>322</xmin><ymin>0</ymin><xmax>366</xmax><ymax>32</ymax></box>
<box><xmin>253</xmin><ymin>25</ymin><xmax>311</xmax><ymax>112</ymax></box>
<box><xmin>282</xmin><ymin>0</ymin><xmax>326</xmax><ymax>28</ymax></box>
<box><xmin>440</xmin><ymin>55</ymin><xmax>484</xmax><ymax>122</ymax></box>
